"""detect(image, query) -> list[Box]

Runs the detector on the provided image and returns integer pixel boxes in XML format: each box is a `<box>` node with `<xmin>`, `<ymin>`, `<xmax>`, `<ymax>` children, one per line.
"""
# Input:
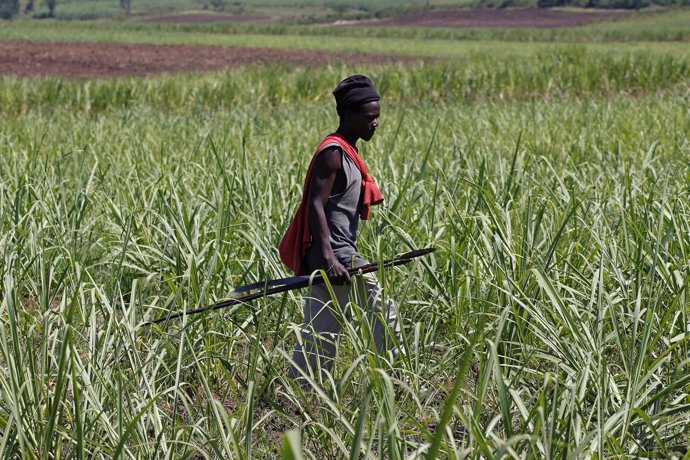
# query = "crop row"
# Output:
<box><xmin>1</xmin><ymin>66</ymin><xmax>688</xmax><ymax>455</ymax></box>
<box><xmin>2</xmin><ymin>50</ymin><xmax>689</xmax><ymax>117</ymax></box>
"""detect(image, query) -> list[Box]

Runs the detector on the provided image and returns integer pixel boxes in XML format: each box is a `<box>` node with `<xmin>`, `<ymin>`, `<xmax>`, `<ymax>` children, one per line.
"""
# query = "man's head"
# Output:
<box><xmin>333</xmin><ymin>75</ymin><xmax>381</xmax><ymax>142</ymax></box>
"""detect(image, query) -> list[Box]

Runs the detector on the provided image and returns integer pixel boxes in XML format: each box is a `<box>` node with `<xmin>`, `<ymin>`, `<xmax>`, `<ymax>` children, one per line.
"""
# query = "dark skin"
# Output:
<box><xmin>307</xmin><ymin>100</ymin><xmax>381</xmax><ymax>284</ymax></box>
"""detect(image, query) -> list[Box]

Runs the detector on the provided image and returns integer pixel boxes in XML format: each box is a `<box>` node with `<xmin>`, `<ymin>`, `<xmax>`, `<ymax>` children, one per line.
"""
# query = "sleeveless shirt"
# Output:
<box><xmin>306</xmin><ymin>148</ymin><xmax>365</xmax><ymax>270</ymax></box>
<box><xmin>280</xmin><ymin>133</ymin><xmax>383</xmax><ymax>275</ymax></box>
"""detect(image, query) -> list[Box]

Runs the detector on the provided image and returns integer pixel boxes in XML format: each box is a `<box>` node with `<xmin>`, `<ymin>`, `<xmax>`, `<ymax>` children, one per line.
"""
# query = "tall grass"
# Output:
<box><xmin>3</xmin><ymin>18</ymin><xmax>690</xmax><ymax>60</ymax></box>
<box><xmin>1</xmin><ymin>50</ymin><xmax>689</xmax><ymax>118</ymax></box>
<box><xmin>0</xmin><ymin>61</ymin><xmax>688</xmax><ymax>457</ymax></box>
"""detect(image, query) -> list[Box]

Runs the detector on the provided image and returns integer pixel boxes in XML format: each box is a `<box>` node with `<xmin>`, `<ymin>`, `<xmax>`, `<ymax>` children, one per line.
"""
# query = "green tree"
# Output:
<box><xmin>209</xmin><ymin>0</ymin><xmax>226</xmax><ymax>10</ymax></box>
<box><xmin>120</xmin><ymin>0</ymin><xmax>131</xmax><ymax>13</ymax></box>
<box><xmin>0</xmin><ymin>0</ymin><xmax>19</xmax><ymax>19</ymax></box>
<box><xmin>46</xmin><ymin>0</ymin><xmax>55</xmax><ymax>16</ymax></box>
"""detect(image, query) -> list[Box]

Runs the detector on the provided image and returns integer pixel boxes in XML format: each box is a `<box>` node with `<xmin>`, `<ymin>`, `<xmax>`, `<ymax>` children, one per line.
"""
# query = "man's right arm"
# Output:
<box><xmin>307</xmin><ymin>147</ymin><xmax>351</xmax><ymax>284</ymax></box>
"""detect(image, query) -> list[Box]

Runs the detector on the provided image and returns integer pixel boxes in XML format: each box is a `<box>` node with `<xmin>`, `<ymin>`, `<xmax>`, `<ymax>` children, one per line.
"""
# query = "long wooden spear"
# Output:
<box><xmin>141</xmin><ymin>247</ymin><xmax>435</xmax><ymax>327</ymax></box>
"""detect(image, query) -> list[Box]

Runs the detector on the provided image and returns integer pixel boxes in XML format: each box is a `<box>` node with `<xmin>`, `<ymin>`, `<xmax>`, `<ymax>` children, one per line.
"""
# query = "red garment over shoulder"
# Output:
<box><xmin>278</xmin><ymin>133</ymin><xmax>384</xmax><ymax>275</ymax></box>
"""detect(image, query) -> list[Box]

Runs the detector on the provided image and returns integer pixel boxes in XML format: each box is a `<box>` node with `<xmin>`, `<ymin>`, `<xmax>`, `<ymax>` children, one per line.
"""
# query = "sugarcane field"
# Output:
<box><xmin>1</xmin><ymin>0</ymin><xmax>689</xmax><ymax>458</ymax></box>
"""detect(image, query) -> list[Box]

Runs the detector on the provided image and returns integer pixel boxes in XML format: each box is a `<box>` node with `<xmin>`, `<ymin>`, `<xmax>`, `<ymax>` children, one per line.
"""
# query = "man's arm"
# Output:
<box><xmin>307</xmin><ymin>147</ymin><xmax>351</xmax><ymax>284</ymax></box>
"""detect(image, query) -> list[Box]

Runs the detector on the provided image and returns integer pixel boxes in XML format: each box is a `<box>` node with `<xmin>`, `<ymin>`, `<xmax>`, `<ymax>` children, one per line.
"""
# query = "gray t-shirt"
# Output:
<box><xmin>306</xmin><ymin>147</ymin><xmax>366</xmax><ymax>270</ymax></box>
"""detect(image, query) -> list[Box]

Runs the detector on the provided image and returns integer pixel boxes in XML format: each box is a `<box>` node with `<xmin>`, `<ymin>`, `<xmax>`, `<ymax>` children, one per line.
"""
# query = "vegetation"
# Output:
<box><xmin>1</xmin><ymin>50</ymin><xmax>690</xmax><ymax>114</ymax></box>
<box><xmin>0</xmin><ymin>0</ymin><xmax>472</xmax><ymax>21</ymax></box>
<box><xmin>0</xmin><ymin>0</ymin><xmax>19</xmax><ymax>19</ymax></box>
<box><xmin>130</xmin><ymin>9</ymin><xmax>690</xmax><ymax>43</ymax></box>
<box><xmin>3</xmin><ymin>8</ymin><xmax>690</xmax><ymax>47</ymax></box>
<box><xmin>3</xmin><ymin>17</ymin><xmax>690</xmax><ymax>63</ymax></box>
<box><xmin>1</xmin><ymin>3</ymin><xmax>690</xmax><ymax>457</ymax></box>
<box><xmin>0</xmin><ymin>0</ymin><xmax>686</xmax><ymax>20</ymax></box>
<box><xmin>475</xmin><ymin>0</ymin><xmax>690</xmax><ymax>8</ymax></box>
<box><xmin>1</xmin><ymin>46</ymin><xmax>689</xmax><ymax>457</ymax></box>
<box><xmin>534</xmin><ymin>0</ymin><xmax>690</xmax><ymax>8</ymax></box>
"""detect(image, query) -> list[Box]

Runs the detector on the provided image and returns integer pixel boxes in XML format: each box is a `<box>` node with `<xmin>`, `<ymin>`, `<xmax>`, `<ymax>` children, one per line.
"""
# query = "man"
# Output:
<box><xmin>279</xmin><ymin>75</ymin><xmax>401</xmax><ymax>379</ymax></box>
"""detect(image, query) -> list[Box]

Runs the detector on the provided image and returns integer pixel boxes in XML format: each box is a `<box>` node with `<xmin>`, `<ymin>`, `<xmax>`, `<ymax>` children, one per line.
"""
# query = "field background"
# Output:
<box><xmin>1</xmin><ymin>2</ymin><xmax>690</xmax><ymax>459</ymax></box>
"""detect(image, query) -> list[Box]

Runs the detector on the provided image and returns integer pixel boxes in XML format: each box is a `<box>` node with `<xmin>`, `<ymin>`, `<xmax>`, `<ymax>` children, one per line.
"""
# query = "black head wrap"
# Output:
<box><xmin>333</xmin><ymin>75</ymin><xmax>380</xmax><ymax>117</ymax></box>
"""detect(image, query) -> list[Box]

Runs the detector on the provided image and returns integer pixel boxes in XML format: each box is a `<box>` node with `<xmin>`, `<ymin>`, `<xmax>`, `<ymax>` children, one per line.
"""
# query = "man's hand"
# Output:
<box><xmin>324</xmin><ymin>258</ymin><xmax>351</xmax><ymax>285</ymax></box>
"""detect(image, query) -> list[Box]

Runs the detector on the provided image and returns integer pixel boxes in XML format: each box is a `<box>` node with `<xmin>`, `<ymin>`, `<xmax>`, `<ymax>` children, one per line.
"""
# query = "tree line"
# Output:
<box><xmin>0</xmin><ymin>0</ymin><xmax>240</xmax><ymax>19</ymax></box>
<box><xmin>1</xmin><ymin>0</ymin><xmax>688</xmax><ymax>20</ymax></box>
<box><xmin>0</xmin><ymin>0</ymin><xmax>134</xmax><ymax>19</ymax></box>
<box><xmin>1</xmin><ymin>0</ymin><xmax>54</xmax><ymax>19</ymax></box>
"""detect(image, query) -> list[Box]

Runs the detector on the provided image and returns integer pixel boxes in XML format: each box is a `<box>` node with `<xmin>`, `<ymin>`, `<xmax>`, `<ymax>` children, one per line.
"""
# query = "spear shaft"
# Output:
<box><xmin>141</xmin><ymin>247</ymin><xmax>435</xmax><ymax>327</ymax></box>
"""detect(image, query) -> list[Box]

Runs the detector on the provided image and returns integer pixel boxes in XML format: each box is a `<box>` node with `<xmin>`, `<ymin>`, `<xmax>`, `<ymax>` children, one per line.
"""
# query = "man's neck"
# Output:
<box><xmin>335</xmin><ymin>127</ymin><xmax>358</xmax><ymax>149</ymax></box>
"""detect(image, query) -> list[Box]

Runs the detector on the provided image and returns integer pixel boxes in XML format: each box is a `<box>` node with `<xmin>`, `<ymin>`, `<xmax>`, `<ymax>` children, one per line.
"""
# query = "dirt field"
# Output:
<box><xmin>0</xmin><ymin>41</ymin><xmax>424</xmax><ymax>79</ymax></box>
<box><xmin>366</xmin><ymin>8</ymin><xmax>631</xmax><ymax>28</ymax></box>
<box><xmin>144</xmin><ymin>14</ymin><xmax>272</xmax><ymax>24</ymax></box>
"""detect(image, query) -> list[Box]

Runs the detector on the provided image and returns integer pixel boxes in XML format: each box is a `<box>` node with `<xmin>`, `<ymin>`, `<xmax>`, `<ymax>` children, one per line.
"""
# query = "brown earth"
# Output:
<box><xmin>365</xmin><ymin>8</ymin><xmax>631</xmax><ymax>28</ymax></box>
<box><xmin>143</xmin><ymin>13</ymin><xmax>273</xmax><ymax>24</ymax></box>
<box><xmin>0</xmin><ymin>40</ymin><xmax>425</xmax><ymax>79</ymax></box>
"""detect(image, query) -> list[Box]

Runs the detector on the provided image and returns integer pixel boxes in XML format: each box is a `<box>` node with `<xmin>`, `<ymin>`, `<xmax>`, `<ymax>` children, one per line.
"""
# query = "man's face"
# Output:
<box><xmin>348</xmin><ymin>101</ymin><xmax>381</xmax><ymax>142</ymax></box>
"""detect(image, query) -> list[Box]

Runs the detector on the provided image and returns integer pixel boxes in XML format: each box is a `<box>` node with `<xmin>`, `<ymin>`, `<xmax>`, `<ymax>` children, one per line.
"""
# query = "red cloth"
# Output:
<box><xmin>279</xmin><ymin>133</ymin><xmax>384</xmax><ymax>275</ymax></box>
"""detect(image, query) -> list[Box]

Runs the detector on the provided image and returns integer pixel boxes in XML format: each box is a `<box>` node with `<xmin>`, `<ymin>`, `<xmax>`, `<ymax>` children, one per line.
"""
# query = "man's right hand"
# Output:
<box><xmin>324</xmin><ymin>258</ymin><xmax>351</xmax><ymax>285</ymax></box>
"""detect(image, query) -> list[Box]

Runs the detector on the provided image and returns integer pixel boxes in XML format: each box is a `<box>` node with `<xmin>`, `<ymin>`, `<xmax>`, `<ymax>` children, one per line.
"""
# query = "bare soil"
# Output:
<box><xmin>365</xmin><ymin>8</ymin><xmax>631</xmax><ymax>28</ymax></box>
<box><xmin>143</xmin><ymin>13</ymin><xmax>273</xmax><ymax>24</ymax></box>
<box><xmin>0</xmin><ymin>40</ymin><xmax>425</xmax><ymax>79</ymax></box>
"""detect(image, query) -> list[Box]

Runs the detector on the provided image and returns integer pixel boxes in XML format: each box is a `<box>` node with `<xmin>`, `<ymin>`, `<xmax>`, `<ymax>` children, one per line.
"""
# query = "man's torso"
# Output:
<box><xmin>307</xmin><ymin>148</ymin><xmax>365</xmax><ymax>270</ymax></box>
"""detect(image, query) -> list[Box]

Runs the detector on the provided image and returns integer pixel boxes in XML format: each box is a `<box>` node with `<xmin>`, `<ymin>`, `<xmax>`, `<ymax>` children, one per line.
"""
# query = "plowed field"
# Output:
<box><xmin>144</xmin><ymin>14</ymin><xmax>272</xmax><ymax>24</ymax></box>
<box><xmin>0</xmin><ymin>40</ymin><xmax>423</xmax><ymax>79</ymax></box>
<box><xmin>368</xmin><ymin>8</ymin><xmax>630</xmax><ymax>28</ymax></box>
